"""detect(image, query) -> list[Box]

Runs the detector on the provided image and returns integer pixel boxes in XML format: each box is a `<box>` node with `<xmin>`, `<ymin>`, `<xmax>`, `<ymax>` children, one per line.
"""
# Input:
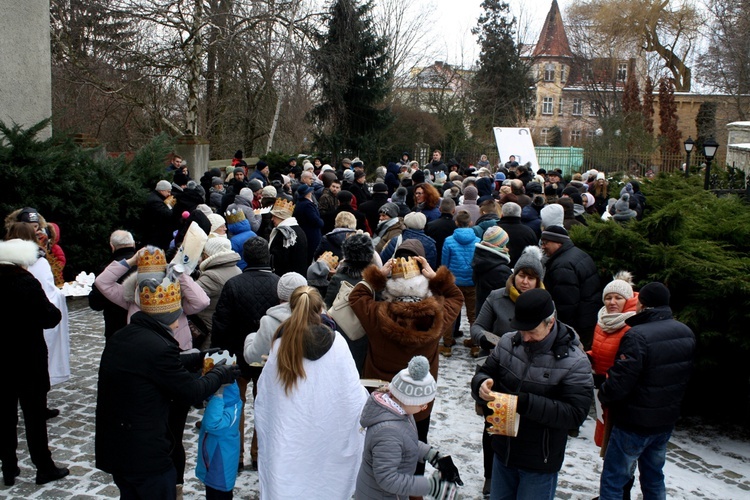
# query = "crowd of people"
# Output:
<box><xmin>0</xmin><ymin>150</ymin><xmax>695</xmax><ymax>500</ymax></box>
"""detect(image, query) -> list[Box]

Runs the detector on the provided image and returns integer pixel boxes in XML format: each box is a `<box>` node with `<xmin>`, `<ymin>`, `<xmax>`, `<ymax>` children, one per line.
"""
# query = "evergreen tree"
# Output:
<box><xmin>642</xmin><ymin>76</ymin><xmax>655</xmax><ymax>135</ymax></box>
<box><xmin>308</xmin><ymin>0</ymin><xmax>392</xmax><ymax>164</ymax></box>
<box><xmin>470</xmin><ymin>0</ymin><xmax>532</xmax><ymax>139</ymax></box>
<box><xmin>622</xmin><ymin>72</ymin><xmax>642</xmax><ymax>116</ymax></box>
<box><xmin>658</xmin><ymin>77</ymin><xmax>681</xmax><ymax>167</ymax></box>
<box><xmin>695</xmin><ymin>101</ymin><xmax>718</xmax><ymax>157</ymax></box>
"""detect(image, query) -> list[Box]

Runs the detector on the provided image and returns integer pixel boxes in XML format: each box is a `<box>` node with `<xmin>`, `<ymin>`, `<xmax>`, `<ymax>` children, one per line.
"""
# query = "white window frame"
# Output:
<box><xmin>571</xmin><ymin>129</ymin><xmax>582</xmax><ymax>143</ymax></box>
<box><xmin>558</xmin><ymin>98</ymin><xmax>564</xmax><ymax>115</ymax></box>
<box><xmin>544</xmin><ymin>63</ymin><xmax>555</xmax><ymax>82</ymax></box>
<box><xmin>617</xmin><ymin>63</ymin><xmax>628</xmax><ymax>82</ymax></box>
<box><xmin>572</xmin><ymin>98</ymin><xmax>583</xmax><ymax>116</ymax></box>
<box><xmin>541</xmin><ymin>128</ymin><xmax>550</xmax><ymax>145</ymax></box>
<box><xmin>542</xmin><ymin>97</ymin><xmax>554</xmax><ymax>115</ymax></box>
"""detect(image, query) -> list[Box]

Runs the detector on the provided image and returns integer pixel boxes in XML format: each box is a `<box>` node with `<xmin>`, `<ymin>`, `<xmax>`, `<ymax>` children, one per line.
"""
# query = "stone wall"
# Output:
<box><xmin>727</xmin><ymin>121</ymin><xmax>750</xmax><ymax>177</ymax></box>
<box><xmin>0</xmin><ymin>0</ymin><xmax>52</xmax><ymax>139</ymax></box>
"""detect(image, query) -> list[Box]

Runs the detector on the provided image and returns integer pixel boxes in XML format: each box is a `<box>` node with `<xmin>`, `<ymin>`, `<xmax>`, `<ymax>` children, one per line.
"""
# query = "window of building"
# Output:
<box><xmin>544</xmin><ymin>63</ymin><xmax>555</xmax><ymax>82</ymax></box>
<box><xmin>589</xmin><ymin>101</ymin><xmax>599</xmax><ymax>116</ymax></box>
<box><xmin>586</xmin><ymin>130</ymin><xmax>595</xmax><ymax>139</ymax></box>
<box><xmin>558</xmin><ymin>98</ymin><xmax>564</xmax><ymax>115</ymax></box>
<box><xmin>560</xmin><ymin>65</ymin><xmax>567</xmax><ymax>83</ymax></box>
<box><xmin>542</xmin><ymin>97</ymin><xmax>554</xmax><ymax>115</ymax></box>
<box><xmin>617</xmin><ymin>62</ymin><xmax>628</xmax><ymax>82</ymax></box>
<box><xmin>541</xmin><ymin>128</ymin><xmax>549</xmax><ymax>145</ymax></box>
<box><xmin>572</xmin><ymin>98</ymin><xmax>583</xmax><ymax>116</ymax></box>
<box><xmin>571</xmin><ymin>130</ymin><xmax>582</xmax><ymax>143</ymax></box>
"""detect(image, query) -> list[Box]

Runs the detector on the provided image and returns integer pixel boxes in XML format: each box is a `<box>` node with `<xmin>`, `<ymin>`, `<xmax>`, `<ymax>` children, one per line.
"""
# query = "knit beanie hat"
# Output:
<box><xmin>354</xmin><ymin>170</ymin><xmax>366</xmax><ymax>181</ymax></box>
<box><xmin>412</xmin><ymin>170</ymin><xmax>426</xmax><ymax>184</ymax></box>
<box><xmin>211</xmin><ymin>177</ymin><xmax>224</xmax><ymax>187</ymax></box>
<box><xmin>615</xmin><ymin>193</ymin><xmax>631</xmax><ymax>213</ymax></box>
<box><xmin>207</xmin><ymin>213</ymin><xmax>226</xmax><ymax>234</ymax></box>
<box><xmin>390</xmin><ymin>356</ymin><xmax>437</xmax><ymax>406</ymax></box>
<box><xmin>540</xmin><ymin>225</ymin><xmax>570</xmax><ymax>243</ymax></box>
<box><xmin>404</xmin><ymin>212</ymin><xmax>427</xmax><ymax>230</ymax></box>
<box><xmin>526</xmin><ymin>181</ymin><xmax>543</xmax><ymax>195</ymax></box>
<box><xmin>156</xmin><ymin>180</ymin><xmax>172</xmax><ymax>191</ymax></box>
<box><xmin>501</xmin><ymin>202</ymin><xmax>522</xmax><ymax>218</ymax></box>
<box><xmin>540</xmin><ymin>203</ymin><xmax>564</xmax><ymax>229</ymax></box>
<box><xmin>379</xmin><ymin>202</ymin><xmax>399</xmax><ymax>219</ymax></box>
<box><xmin>203</xmin><ymin>237</ymin><xmax>231</xmax><ymax>258</ymax></box>
<box><xmin>638</xmin><ymin>282</ymin><xmax>671</xmax><ymax>307</ymax></box>
<box><xmin>262</xmin><ymin>185</ymin><xmax>277</xmax><ymax>198</ymax></box>
<box><xmin>373</xmin><ymin>182</ymin><xmax>388</xmax><ymax>193</ymax></box>
<box><xmin>239</xmin><ymin>188</ymin><xmax>254</xmax><ymax>202</ymax></box>
<box><xmin>342</xmin><ymin>233</ymin><xmax>374</xmax><ymax>264</ymax></box>
<box><xmin>513</xmin><ymin>245</ymin><xmax>545</xmax><ymax>280</ymax></box>
<box><xmin>392</xmin><ymin>187</ymin><xmax>408</xmax><ymax>204</ymax></box>
<box><xmin>277</xmin><ymin>272</ymin><xmax>307</xmax><ymax>302</ymax></box>
<box><xmin>343</xmin><ymin>170</ymin><xmax>355</xmax><ymax>182</ymax></box>
<box><xmin>463</xmin><ymin>186</ymin><xmax>478</xmax><ymax>201</ymax></box>
<box><xmin>602</xmin><ymin>271</ymin><xmax>634</xmax><ymax>301</ymax></box>
<box><xmin>482</xmin><ymin>226</ymin><xmax>509</xmax><ymax>249</ymax></box>
<box><xmin>248</xmin><ymin>180</ymin><xmax>263</xmax><ymax>192</ymax></box>
<box><xmin>233</xmin><ymin>167</ymin><xmax>245</xmax><ymax>175</ymax></box>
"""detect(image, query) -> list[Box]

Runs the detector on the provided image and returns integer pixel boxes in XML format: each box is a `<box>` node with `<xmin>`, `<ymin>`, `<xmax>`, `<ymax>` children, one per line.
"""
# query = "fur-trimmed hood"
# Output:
<box><xmin>0</xmin><ymin>239</ymin><xmax>40</xmax><ymax>267</ymax></box>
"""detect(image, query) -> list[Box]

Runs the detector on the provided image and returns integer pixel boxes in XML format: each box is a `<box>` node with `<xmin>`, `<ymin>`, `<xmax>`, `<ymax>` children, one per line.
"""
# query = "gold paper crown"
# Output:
<box><xmin>391</xmin><ymin>257</ymin><xmax>421</xmax><ymax>280</ymax></box>
<box><xmin>270</xmin><ymin>198</ymin><xmax>295</xmax><ymax>218</ymax></box>
<box><xmin>202</xmin><ymin>350</ymin><xmax>237</xmax><ymax>375</ymax></box>
<box><xmin>139</xmin><ymin>278</ymin><xmax>182</xmax><ymax>316</ymax></box>
<box><xmin>224</xmin><ymin>208</ymin><xmax>246</xmax><ymax>224</ymax></box>
<box><xmin>317</xmin><ymin>251</ymin><xmax>339</xmax><ymax>270</ymax></box>
<box><xmin>137</xmin><ymin>247</ymin><xmax>167</xmax><ymax>274</ymax></box>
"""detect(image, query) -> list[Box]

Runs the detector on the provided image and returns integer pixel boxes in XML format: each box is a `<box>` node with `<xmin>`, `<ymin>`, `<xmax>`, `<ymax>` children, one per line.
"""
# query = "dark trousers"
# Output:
<box><xmin>0</xmin><ymin>384</ymin><xmax>54</xmax><ymax>473</ymax></box>
<box><xmin>414</xmin><ymin>416</ymin><xmax>431</xmax><ymax>476</ymax></box>
<box><xmin>167</xmin><ymin>399</ymin><xmax>190</xmax><ymax>484</ymax></box>
<box><xmin>206</xmin><ymin>485</ymin><xmax>233</xmax><ymax>499</ymax></box>
<box><xmin>113</xmin><ymin>466</ymin><xmax>176</xmax><ymax>500</ymax></box>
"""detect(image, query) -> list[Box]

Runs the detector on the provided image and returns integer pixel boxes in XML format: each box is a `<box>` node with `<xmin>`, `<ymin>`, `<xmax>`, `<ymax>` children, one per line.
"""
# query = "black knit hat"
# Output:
<box><xmin>541</xmin><ymin>225</ymin><xmax>570</xmax><ymax>243</ymax></box>
<box><xmin>373</xmin><ymin>182</ymin><xmax>388</xmax><ymax>193</ymax></box>
<box><xmin>342</xmin><ymin>233</ymin><xmax>374</xmax><ymax>264</ymax></box>
<box><xmin>511</xmin><ymin>289</ymin><xmax>555</xmax><ymax>330</ymax></box>
<box><xmin>412</xmin><ymin>170</ymin><xmax>426</xmax><ymax>184</ymax></box>
<box><xmin>639</xmin><ymin>282</ymin><xmax>670</xmax><ymax>307</ymax></box>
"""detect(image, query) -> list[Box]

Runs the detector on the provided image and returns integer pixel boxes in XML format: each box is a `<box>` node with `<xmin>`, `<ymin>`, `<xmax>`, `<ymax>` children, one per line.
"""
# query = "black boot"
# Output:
<box><xmin>45</xmin><ymin>408</ymin><xmax>60</xmax><ymax>420</ymax></box>
<box><xmin>2</xmin><ymin>466</ymin><xmax>20</xmax><ymax>486</ymax></box>
<box><xmin>35</xmin><ymin>466</ymin><xmax>69</xmax><ymax>485</ymax></box>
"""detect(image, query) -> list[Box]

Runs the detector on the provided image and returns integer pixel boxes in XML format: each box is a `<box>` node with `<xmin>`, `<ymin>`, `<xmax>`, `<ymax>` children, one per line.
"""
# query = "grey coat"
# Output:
<box><xmin>355</xmin><ymin>392</ymin><xmax>431</xmax><ymax>499</ymax></box>
<box><xmin>195</xmin><ymin>250</ymin><xmax>241</xmax><ymax>334</ymax></box>
<box><xmin>243</xmin><ymin>303</ymin><xmax>291</xmax><ymax>365</ymax></box>
<box><xmin>470</xmin><ymin>286</ymin><xmax>516</xmax><ymax>349</ymax></box>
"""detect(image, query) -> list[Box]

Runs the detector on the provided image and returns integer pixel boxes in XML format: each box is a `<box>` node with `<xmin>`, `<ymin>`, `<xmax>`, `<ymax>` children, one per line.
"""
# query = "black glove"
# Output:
<box><xmin>179</xmin><ymin>350</ymin><xmax>203</xmax><ymax>372</ymax></box>
<box><xmin>593</xmin><ymin>373</ymin><xmax>606</xmax><ymax>389</ymax></box>
<box><xmin>427</xmin><ymin>471</ymin><xmax>457</xmax><ymax>499</ymax></box>
<box><xmin>435</xmin><ymin>455</ymin><xmax>463</xmax><ymax>486</ymax></box>
<box><xmin>479</xmin><ymin>335</ymin><xmax>495</xmax><ymax>352</ymax></box>
<box><xmin>212</xmin><ymin>363</ymin><xmax>241</xmax><ymax>385</ymax></box>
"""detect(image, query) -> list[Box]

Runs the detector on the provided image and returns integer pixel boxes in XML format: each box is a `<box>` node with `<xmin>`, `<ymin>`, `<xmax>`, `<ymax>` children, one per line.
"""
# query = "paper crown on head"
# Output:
<box><xmin>270</xmin><ymin>198</ymin><xmax>295</xmax><ymax>219</ymax></box>
<box><xmin>202</xmin><ymin>350</ymin><xmax>237</xmax><ymax>375</ymax></box>
<box><xmin>139</xmin><ymin>276</ymin><xmax>182</xmax><ymax>319</ymax></box>
<box><xmin>137</xmin><ymin>247</ymin><xmax>167</xmax><ymax>275</ymax></box>
<box><xmin>225</xmin><ymin>208</ymin><xmax>246</xmax><ymax>224</ymax></box>
<box><xmin>391</xmin><ymin>257</ymin><xmax>421</xmax><ymax>280</ymax></box>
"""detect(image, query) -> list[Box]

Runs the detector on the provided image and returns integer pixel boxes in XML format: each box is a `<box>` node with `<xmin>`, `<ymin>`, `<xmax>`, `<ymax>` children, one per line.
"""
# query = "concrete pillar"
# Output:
<box><xmin>175</xmin><ymin>135</ymin><xmax>210</xmax><ymax>181</ymax></box>
<box><xmin>0</xmin><ymin>0</ymin><xmax>52</xmax><ymax>139</ymax></box>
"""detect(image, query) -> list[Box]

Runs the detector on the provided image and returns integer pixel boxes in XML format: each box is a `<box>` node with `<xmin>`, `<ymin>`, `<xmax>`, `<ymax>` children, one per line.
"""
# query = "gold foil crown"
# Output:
<box><xmin>137</xmin><ymin>247</ymin><xmax>167</xmax><ymax>274</ymax></box>
<box><xmin>270</xmin><ymin>198</ymin><xmax>295</xmax><ymax>218</ymax></box>
<box><xmin>391</xmin><ymin>257</ymin><xmax>421</xmax><ymax>280</ymax></box>
<box><xmin>139</xmin><ymin>277</ymin><xmax>182</xmax><ymax>316</ymax></box>
<box><xmin>225</xmin><ymin>208</ymin><xmax>246</xmax><ymax>224</ymax></box>
<box><xmin>202</xmin><ymin>350</ymin><xmax>237</xmax><ymax>375</ymax></box>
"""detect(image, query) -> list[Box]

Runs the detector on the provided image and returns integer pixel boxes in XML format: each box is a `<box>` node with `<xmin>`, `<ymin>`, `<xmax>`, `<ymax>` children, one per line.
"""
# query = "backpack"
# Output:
<box><xmin>328</xmin><ymin>280</ymin><xmax>372</xmax><ymax>341</ymax></box>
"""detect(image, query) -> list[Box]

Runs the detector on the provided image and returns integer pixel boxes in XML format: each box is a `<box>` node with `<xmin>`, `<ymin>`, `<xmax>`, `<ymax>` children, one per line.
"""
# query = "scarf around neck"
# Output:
<box><xmin>597</xmin><ymin>306</ymin><xmax>636</xmax><ymax>333</ymax></box>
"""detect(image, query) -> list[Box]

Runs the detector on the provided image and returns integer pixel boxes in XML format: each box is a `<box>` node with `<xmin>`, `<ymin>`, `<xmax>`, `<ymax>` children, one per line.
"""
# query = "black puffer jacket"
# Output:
<box><xmin>211</xmin><ymin>266</ymin><xmax>280</xmax><ymax>378</ymax></box>
<box><xmin>498</xmin><ymin>217</ymin><xmax>538</xmax><ymax>267</ymax></box>
<box><xmin>471</xmin><ymin>322</ymin><xmax>593</xmax><ymax>473</ymax></box>
<box><xmin>599</xmin><ymin>306</ymin><xmax>695</xmax><ymax>434</ymax></box>
<box><xmin>543</xmin><ymin>240</ymin><xmax>600</xmax><ymax>349</ymax></box>
<box><xmin>96</xmin><ymin>312</ymin><xmax>225</xmax><ymax>475</ymax></box>
<box><xmin>142</xmin><ymin>190</ymin><xmax>174</xmax><ymax>250</ymax></box>
<box><xmin>471</xmin><ymin>244</ymin><xmax>512</xmax><ymax>314</ymax></box>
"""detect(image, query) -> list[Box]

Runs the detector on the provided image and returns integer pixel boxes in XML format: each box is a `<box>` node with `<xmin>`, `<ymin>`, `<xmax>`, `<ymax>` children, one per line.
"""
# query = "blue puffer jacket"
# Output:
<box><xmin>379</xmin><ymin>229</ymin><xmax>438</xmax><ymax>270</ymax></box>
<box><xmin>228</xmin><ymin>219</ymin><xmax>256</xmax><ymax>270</ymax></box>
<box><xmin>196</xmin><ymin>382</ymin><xmax>243</xmax><ymax>492</ymax></box>
<box><xmin>441</xmin><ymin>227</ymin><xmax>479</xmax><ymax>286</ymax></box>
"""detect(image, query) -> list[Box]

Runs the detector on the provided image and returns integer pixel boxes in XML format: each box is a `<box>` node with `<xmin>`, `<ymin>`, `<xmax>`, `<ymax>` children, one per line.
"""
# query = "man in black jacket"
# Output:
<box><xmin>598</xmin><ymin>282</ymin><xmax>695</xmax><ymax>500</ymax></box>
<box><xmin>212</xmin><ymin>236</ymin><xmax>280</xmax><ymax>470</ymax></box>
<box><xmin>425</xmin><ymin>197</ymin><xmax>456</xmax><ymax>265</ymax></box>
<box><xmin>96</xmin><ymin>262</ymin><xmax>239</xmax><ymax>498</ymax></box>
<box><xmin>142</xmin><ymin>180</ymin><xmax>174</xmax><ymax>250</ymax></box>
<box><xmin>498</xmin><ymin>202</ymin><xmax>538</xmax><ymax>267</ymax></box>
<box><xmin>88</xmin><ymin>230</ymin><xmax>136</xmax><ymax>339</ymax></box>
<box><xmin>359</xmin><ymin>182</ymin><xmax>390</xmax><ymax>232</ymax></box>
<box><xmin>472</xmin><ymin>289</ymin><xmax>593</xmax><ymax>499</ymax></box>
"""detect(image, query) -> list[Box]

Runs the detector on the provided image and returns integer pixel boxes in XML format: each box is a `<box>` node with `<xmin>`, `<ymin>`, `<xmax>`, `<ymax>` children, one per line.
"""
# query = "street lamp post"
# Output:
<box><xmin>702</xmin><ymin>137</ymin><xmax>719</xmax><ymax>190</ymax></box>
<box><xmin>684</xmin><ymin>136</ymin><xmax>694</xmax><ymax>178</ymax></box>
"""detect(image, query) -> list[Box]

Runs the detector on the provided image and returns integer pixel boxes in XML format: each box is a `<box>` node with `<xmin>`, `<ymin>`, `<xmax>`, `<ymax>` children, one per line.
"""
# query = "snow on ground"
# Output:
<box><xmin>3</xmin><ymin>300</ymin><xmax>749</xmax><ymax>499</ymax></box>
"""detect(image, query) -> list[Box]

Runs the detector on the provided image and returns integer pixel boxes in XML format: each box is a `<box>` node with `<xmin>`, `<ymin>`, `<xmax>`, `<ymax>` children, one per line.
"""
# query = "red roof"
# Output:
<box><xmin>533</xmin><ymin>0</ymin><xmax>574</xmax><ymax>59</ymax></box>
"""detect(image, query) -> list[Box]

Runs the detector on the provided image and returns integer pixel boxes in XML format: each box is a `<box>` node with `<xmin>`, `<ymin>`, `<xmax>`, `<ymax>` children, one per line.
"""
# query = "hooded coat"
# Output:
<box><xmin>195</xmin><ymin>250</ymin><xmax>242</xmax><ymax>336</ymax></box>
<box><xmin>379</xmin><ymin>229</ymin><xmax>437</xmax><ymax>270</ymax></box>
<box><xmin>227</xmin><ymin>219</ymin><xmax>257</xmax><ymax>270</ymax></box>
<box><xmin>471</xmin><ymin>244</ymin><xmax>512</xmax><ymax>314</ymax></box>
<box><xmin>349</xmin><ymin>265</ymin><xmax>463</xmax><ymax>422</ymax></box>
<box><xmin>441</xmin><ymin>227</ymin><xmax>480</xmax><ymax>286</ymax></box>
<box><xmin>196</xmin><ymin>382</ymin><xmax>243</xmax><ymax>492</ymax></box>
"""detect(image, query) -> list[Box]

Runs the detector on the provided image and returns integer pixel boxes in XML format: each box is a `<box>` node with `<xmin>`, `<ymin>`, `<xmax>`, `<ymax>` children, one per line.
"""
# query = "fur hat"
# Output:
<box><xmin>335</xmin><ymin>212</ymin><xmax>357</xmax><ymax>229</ymax></box>
<box><xmin>0</xmin><ymin>239</ymin><xmax>40</xmax><ymax>267</ymax></box>
<box><xmin>403</xmin><ymin>212</ymin><xmax>426</xmax><ymax>230</ymax></box>
<box><xmin>203</xmin><ymin>237</ymin><xmax>231</xmax><ymax>258</ymax></box>
<box><xmin>541</xmin><ymin>225</ymin><xmax>570</xmax><ymax>243</ymax></box>
<box><xmin>351</xmin><ymin>157</ymin><xmax>364</xmax><ymax>168</ymax></box>
<box><xmin>513</xmin><ymin>245</ymin><xmax>545</xmax><ymax>280</ymax></box>
<box><xmin>206</xmin><ymin>213</ymin><xmax>225</xmax><ymax>234</ymax></box>
<box><xmin>540</xmin><ymin>203</ymin><xmax>564</xmax><ymax>229</ymax></box>
<box><xmin>342</xmin><ymin>233</ymin><xmax>374</xmax><ymax>264</ymax></box>
<box><xmin>603</xmin><ymin>271</ymin><xmax>635</xmax><ymax>301</ymax></box>
<box><xmin>638</xmin><ymin>282</ymin><xmax>670</xmax><ymax>307</ymax></box>
<box><xmin>156</xmin><ymin>180</ymin><xmax>172</xmax><ymax>191</ymax></box>
<box><xmin>277</xmin><ymin>272</ymin><xmax>307</xmax><ymax>302</ymax></box>
<box><xmin>596</xmin><ymin>172</ymin><xmax>606</xmax><ymax>181</ymax></box>
<box><xmin>390</xmin><ymin>356</ymin><xmax>436</xmax><ymax>406</ymax></box>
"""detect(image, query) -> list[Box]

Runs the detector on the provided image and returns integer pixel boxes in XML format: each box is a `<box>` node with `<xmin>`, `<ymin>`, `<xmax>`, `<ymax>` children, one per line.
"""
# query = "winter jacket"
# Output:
<box><xmin>355</xmin><ymin>392</ymin><xmax>432</xmax><ymax>499</ymax></box>
<box><xmin>589</xmin><ymin>294</ymin><xmax>639</xmax><ymax>376</ymax></box>
<box><xmin>94</xmin><ymin>260</ymin><xmax>210</xmax><ymax>350</ymax></box>
<box><xmin>89</xmin><ymin>246</ymin><xmax>136</xmax><ymax>339</ymax></box>
<box><xmin>211</xmin><ymin>265</ymin><xmax>280</xmax><ymax>379</ymax></box>
<box><xmin>373</xmin><ymin>218</ymin><xmax>405</xmax><ymax>253</ymax></box>
<box><xmin>327</xmin><ymin>205</ymin><xmax>369</xmax><ymax>235</ymax></box>
<box><xmin>360</xmin><ymin>193</ymin><xmax>390</xmax><ymax>234</ymax></box>
<box><xmin>228</xmin><ymin>195</ymin><xmax>262</xmax><ymax>232</ymax></box>
<box><xmin>249</xmin><ymin>169</ymin><xmax>268</xmax><ymax>186</ymax></box>
<box><xmin>455</xmin><ymin>199</ymin><xmax>481</xmax><ymax>224</ymax></box>
<box><xmin>209</xmin><ymin>187</ymin><xmax>224</xmax><ymax>212</ymax></box>
<box><xmin>196</xmin><ymin>382</ymin><xmax>243</xmax><ymax>492</ymax></box>
<box><xmin>599</xmin><ymin>306</ymin><xmax>695</xmax><ymax>434</ymax></box>
<box><xmin>227</xmin><ymin>219</ymin><xmax>257</xmax><ymax>270</ymax></box>
<box><xmin>350</xmin><ymin>182</ymin><xmax>371</xmax><ymax>207</ymax></box>
<box><xmin>414</xmin><ymin>204</ymin><xmax>440</xmax><ymax>223</ymax></box>
<box><xmin>96</xmin><ymin>312</ymin><xmax>225</xmax><ymax>476</ymax></box>
<box><xmin>472</xmin><ymin>213</ymin><xmax>500</xmax><ymax>239</ymax></box>
<box><xmin>349</xmin><ymin>266</ymin><xmax>463</xmax><ymax>422</ymax></box>
<box><xmin>471</xmin><ymin>321</ymin><xmax>593</xmax><ymax>473</ymax></box>
<box><xmin>195</xmin><ymin>251</ymin><xmax>242</xmax><ymax>335</ymax></box>
<box><xmin>441</xmin><ymin>227</ymin><xmax>480</xmax><ymax>286</ymax></box>
<box><xmin>324</xmin><ymin>266</ymin><xmax>366</xmax><ymax>309</ymax></box>
<box><xmin>293</xmin><ymin>197</ymin><xmax>324</xmax><ymax>264</ymax></box>
<box><xmin>269</xmin><ymin>218</ymin><xmax>309</xmax><ymax>277</ymax></box>
<box><xmin>384</xmin><ymin>163</ymin><xmax>401</xmax><ymax>195</ymax></box>
<box><xmin>315</xmin><ymin>228</ymin><xmax>357</xmax><ymax>261</ymax></box>
<box><xmin>142</xmin><ymin>190</ymin><xmax>174</xmax><ymax>250</ymax></box>
<box><xmin>498</xmin><ymin>216</ymin><xmax>538</xmax><ymax>268</ymax></box>
<box><xmin>471</xmin><ymin>244</ymin><xmax>512</xmax><ymax>313</ymax></box>
<box><xmin>543</xmin><ymin>239</ymin><xmax>600</xmax><ymax>349</ymax></box>
<box><xmin>521</xmin><ymin>203</ymin><xmax>542</xmax><ymax>238</ymax></box>
<box><xmin>380</xmin><ymin>229</ymin><xmax>438</xmax><ymax>270</ymax></box>
<box><xmin>243</xmin><ymin>303</ymin><xmax>292</xmax><ymax>365</ymax></box>
<box><xmin>425</xmin><ymin>213</ymin><xmax>456</xmax><ymax>265</ymax></box>
<box><xmin>470</xmin><ymin>286</ymin><xmax>517</xmax><ymax>350</ymax></box>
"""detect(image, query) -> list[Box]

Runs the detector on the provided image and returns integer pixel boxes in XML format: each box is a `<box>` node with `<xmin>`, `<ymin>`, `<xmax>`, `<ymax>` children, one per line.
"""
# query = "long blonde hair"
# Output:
<box><xmin>273</xmin><ymin>286</ymin><xmax>324</xmax><ymax>395</ymax></box>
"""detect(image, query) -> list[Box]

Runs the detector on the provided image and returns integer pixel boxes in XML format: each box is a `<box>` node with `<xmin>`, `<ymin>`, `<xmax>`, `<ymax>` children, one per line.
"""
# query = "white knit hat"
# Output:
<box><xmin>277</xmin><ymin>272</ymin><xmax>307</xmax><ymax>302</ymax></box>
<box><xmin>203</xmin><ymin>237</ymin><xmax>231</xmax><ymax>257</ymax></box>
<box><xmin>156</xmin><ymin>180</ymin><xmax>172</xmax><ymax>191</ymax></box>
<box><xmin>390</xmin><ymin>356</ymin><xmax>436</xmax><ymax>406</ymax></box>
<box><xmin>207</xmin><ymin>213</ymin><xmax>225</xmax><ymax>234</ymax></box>
<box><xmin>540</xmin><ymin>203</ymin><xmax>564</xmax><ymax>230</ymax></box>
<box><xmin>602</xmin><ymin>271</ymin><xmax>634</xmax><ymax>301</ymax></box>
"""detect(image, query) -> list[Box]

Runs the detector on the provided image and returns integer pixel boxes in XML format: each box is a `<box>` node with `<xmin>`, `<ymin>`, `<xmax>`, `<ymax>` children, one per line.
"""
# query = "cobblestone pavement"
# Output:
<box><xmin>3</xmin><ymin>299</ymin><xmax>750</xmax><ymax>499</ymax></box>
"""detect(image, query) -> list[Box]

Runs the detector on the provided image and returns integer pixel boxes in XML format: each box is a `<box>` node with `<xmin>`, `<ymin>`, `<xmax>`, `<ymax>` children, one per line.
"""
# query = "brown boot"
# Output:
<box><xmin>439</xmin><ymin>345</ymin><xmax>453</xmax><ymax>357</ymax></box>
<box><xmin>463</xmin><ymin>338</ymin><xmax>475</xmax><ymax>348</ymax></box>
<box><xmin>470</xmin><ymin>346</ymin><xmax>481</xmax><ymax>357</ymax></box>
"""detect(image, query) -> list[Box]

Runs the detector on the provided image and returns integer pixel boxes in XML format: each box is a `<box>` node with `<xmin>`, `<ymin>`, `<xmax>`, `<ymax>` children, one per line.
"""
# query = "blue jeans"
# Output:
<box><xmin>490</xmin><ymin>455</ymin><xmax>557</xmax><ymax>500</ymax></box>
<box><xmin>599</xmin><ymin>425</ymin><xmax>672</xmax><ymax>500</ymax></box>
